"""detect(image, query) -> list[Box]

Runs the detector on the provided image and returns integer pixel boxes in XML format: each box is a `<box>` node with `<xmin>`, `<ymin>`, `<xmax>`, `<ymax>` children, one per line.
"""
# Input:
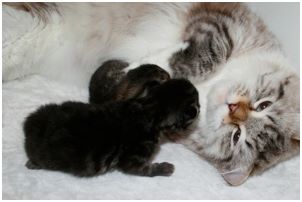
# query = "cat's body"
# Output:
<box><xmin>4</xmin><ymin>3</ymin><xmax>299</xmax><ymax>185</ymax></box>
<box><xmin>3</xmin><ymin>3</ymin><xmax>188</xmax><ymax>86</ymax></box>
<box><xmin>24</xmin><ymin>79</ymin><xmax>200</xmax><ymax>177</ymax></box>
<box><xmin>2</xmin><ymin>3</ymin><xmax>281</xmax><ymax>85</ymax></box>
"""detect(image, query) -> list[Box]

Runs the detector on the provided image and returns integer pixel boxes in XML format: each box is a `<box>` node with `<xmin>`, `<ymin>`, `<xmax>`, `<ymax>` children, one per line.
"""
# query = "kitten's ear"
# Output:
<box><xmin>140</xmin><ymin>81</ymin><xmax>161</xmax><ymax>97</ymax></box>
<box><xmin>220</xmin><ymin>166</ymin><xmax>253</xmax><ymax>186</ymax></box>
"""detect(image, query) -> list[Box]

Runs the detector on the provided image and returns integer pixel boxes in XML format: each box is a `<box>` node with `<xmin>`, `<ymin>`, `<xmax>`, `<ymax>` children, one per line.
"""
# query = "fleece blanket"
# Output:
<box><xmin>2</xmin><ymin>75</ymin><xmax>299</xmax><ymax>199</ymax></box>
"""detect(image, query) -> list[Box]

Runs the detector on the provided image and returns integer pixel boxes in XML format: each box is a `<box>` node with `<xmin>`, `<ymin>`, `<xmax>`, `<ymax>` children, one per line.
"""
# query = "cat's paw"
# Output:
<box><xmin>152</xmin><ymin>162</ymin><xmax>175</xmax><ymax>176</ymax></box>
<box><xmin>25</xmin><ymin>160</ymin><xmax>42</xmax><ymax>170</ymax></box>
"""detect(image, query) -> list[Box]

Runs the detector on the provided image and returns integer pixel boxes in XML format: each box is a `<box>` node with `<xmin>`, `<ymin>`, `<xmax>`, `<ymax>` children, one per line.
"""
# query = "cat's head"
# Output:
<box><xmin>201</xmin><ymin>55</ymin><xmax>299</xmax><ymax>186</ymax></box>
<box><xmin>147</xmin><ymin>79</ymin><xmax>200</xmax><ymax>140</ymax></box>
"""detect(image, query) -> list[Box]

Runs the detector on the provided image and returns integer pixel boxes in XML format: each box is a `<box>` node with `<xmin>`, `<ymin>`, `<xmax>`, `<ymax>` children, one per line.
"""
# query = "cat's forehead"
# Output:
<box><xmin>224</xmin><ymin>67</ymin><xmax>297</xmax><ymax>102</ymax></box>
<box><xmin>252</xmin><ymin>70</ymin><xmax>298</xmax><ymax>101</ymax></box>
<box><xmin>222</xmin><ymin>52</ymin><xmax>292</xmax><ymax>83</ymax></box>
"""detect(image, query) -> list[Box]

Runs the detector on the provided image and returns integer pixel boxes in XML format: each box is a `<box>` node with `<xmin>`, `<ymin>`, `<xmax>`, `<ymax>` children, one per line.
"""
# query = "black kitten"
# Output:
<box><xmin>89</xmin><ymin>60</ymin><xmax>170</xmax><ymax>104</ymax></box>
<box><xmin>24</xmin><ymin>79</ymin><xmax>199</xmax><ymax>177</ymax></box>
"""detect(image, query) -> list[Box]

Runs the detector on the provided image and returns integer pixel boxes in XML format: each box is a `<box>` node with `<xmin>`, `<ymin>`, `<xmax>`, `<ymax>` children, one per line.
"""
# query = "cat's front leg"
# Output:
<box><xmin>169</xmin><ymin>16</ymin><xmax>233</xmax><ymax>81</ymax></box>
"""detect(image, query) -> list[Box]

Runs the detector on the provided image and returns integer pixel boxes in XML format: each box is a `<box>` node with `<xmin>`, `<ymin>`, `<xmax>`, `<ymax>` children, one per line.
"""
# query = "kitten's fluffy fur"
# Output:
<box><xmin>89</xmin><ymin>60</ymin><xmax>170</xmax><ymax>104</ymax></box>
<box><xmin>4</xmin><ymin>3</ymin><xmax>299</xmax><ymax>185</ymax></box>
<box><xmin>24</xmin><ymin>79</ymin><xmax>200</xmax><ymax>177</ymax></box>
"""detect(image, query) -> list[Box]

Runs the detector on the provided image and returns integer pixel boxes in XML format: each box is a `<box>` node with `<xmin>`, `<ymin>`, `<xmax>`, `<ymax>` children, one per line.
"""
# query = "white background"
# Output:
<box><xmin>248</xmin><ymin>2</ymin><xmax>300</xmax><ymax>70</ymax></box>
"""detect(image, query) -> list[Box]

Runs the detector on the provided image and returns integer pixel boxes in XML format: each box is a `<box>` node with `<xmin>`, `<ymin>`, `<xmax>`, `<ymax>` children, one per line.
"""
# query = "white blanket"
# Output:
<box><xmin>3</xmin><ymin>75</ymin><xmax>299</xmax><ymax>199</ymax></box>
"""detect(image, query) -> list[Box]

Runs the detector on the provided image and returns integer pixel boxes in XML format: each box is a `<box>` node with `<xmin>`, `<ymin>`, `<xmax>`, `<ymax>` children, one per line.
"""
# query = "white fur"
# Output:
<box><xmin>3</xmin><ymin>3</ymin><xmax>190</xmax><ymax>87</ymax></box>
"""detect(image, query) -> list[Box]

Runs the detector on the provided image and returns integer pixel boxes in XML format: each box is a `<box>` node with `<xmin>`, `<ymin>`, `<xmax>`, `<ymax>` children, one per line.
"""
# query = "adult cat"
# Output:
<box><xmin>3</xmin><ymin>3</ymin><xmax>299</xmax><ymax>185</ymax></box>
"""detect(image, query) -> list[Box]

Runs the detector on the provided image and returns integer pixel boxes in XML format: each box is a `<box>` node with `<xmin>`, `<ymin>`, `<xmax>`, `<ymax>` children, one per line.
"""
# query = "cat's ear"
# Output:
<box><xmin>220</xmin><ymin>166</ymin><xmax>253</xmax><ymax>186</ymax></box>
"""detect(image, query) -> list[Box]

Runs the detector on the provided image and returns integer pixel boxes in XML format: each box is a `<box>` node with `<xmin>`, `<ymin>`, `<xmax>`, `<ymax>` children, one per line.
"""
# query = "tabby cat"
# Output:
<box><xmin>3</xmin><ymin>3</ymin><xmax>299</xmax><ymax>185</ymax></box>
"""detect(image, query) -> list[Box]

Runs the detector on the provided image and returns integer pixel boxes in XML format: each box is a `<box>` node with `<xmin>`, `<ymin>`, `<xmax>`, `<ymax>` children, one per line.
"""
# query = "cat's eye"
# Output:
<box><xmin>233</xmin><ymin>128</ymin><xmax>241</xmax><ymax>146</ymax></box>
<box><xmin>256</xmin><ymin>101</ymin><xmax>272</xmax><ymax>112</ymax></box>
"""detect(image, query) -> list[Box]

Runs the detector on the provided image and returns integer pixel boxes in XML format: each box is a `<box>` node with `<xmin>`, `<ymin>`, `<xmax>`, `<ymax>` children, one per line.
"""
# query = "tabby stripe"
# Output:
<box><xmin>197</xmin><ymin>57</ymin><xmax>204</xmax><ymax>75</ymax></box>
<box><xmin>186</xmin><ymin>16</ymin><xmax>222</xmax><ymax>35</ymax></box>
<box><xmin>266</xmin><ymin>115</ymin><xmax>277</xmax><ymax>125</ymax></box>
<box><xmin>259</xmin><ymin>71</ymin><xmax>275</xmax><ymax>86</ymax></box>
<box><xmin>190</xmin><ymin>62</ymin><xmax>197</xmax><ymax>76</ymax></box>
<box><xmin>284</xmin><ymin>75</ymin><xmax>293</xmax><ymax>85</ymax></box>
<box><xmin>254</xmin><ymin>137</ymin><xmax>261</xmax><ymax>151</ymax></box>
<box><xmin>208</xmin><ymin>33</ymin><xmax>220</xmax><ymax>64</ymax></box>
<box><xmin>277</xmin><ymin>83</ymin><xmax>284</xmax><ymax>100</ymax></box>
<box><xmin>219</xmin><ymin>135</ymin><xmax>228</xmax><ymax>153</ymax></box>
<box><xmin>206</xmin><ymin>9</ymin><xmax>235</xmax><ymax>21</ymax></box>
<box><xmin>255</xmin><ymin>82</ymin><xmax>273</xmax><ymax>101</ymax></box>
<box><xmin>257</xmin><ymin>132</ymin><xmax>266</xmax><ymax>141</ymax></box>
<box><xmin>221</xmin><ymin>23</ymin><xmax>233</xmax><ymax>59</ymax></box>
<box><xmin>202</xmin><ymin>18</ymin><xmax>222</xmax><ymax>34</ymax></box>
<box><xmin>258</xmin><ymin>152</ymin><xmax>269</xmax><ymax>163</ymax></box>
<box><xmin>185</xmin><ymin>16</ymin><xmax>204</xmax><ymax>33</ymax></box>
<box><xmin>221</xmin><ymin>154</ymin><xmax>233</xmax><ymax>163</ymax></box>
<box><xmin>194</xmin><ymin>30</ymin><xmax>216</xmax><ymax>72</ymax></box>
<box><xmin>264</xmin><ymin>124</ymin><xmax>284</xmax><ymax>146</ymax></box>
<box><xmin>245</xmin><ymin>140</ymin><xmax>253</xmax><ymax>150</ymax></box>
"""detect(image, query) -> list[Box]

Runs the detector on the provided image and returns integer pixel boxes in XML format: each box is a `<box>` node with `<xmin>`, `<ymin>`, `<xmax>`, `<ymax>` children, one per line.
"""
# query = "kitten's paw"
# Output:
<box><xmin>152</xmin><ymin>162</ymin><xmax>175</xmax><ymax>176</ymax></box>
<box><xmin>26</xmin><ymin>160</ymin><xmax>42</xmax><ymax>170</ymax></box>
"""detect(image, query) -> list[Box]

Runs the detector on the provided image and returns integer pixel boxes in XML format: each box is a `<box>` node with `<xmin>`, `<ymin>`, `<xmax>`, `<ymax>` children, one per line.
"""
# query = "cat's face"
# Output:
<box><xmin>201</xmin><ymin>61</ymin><xmax>300</xmax><ymax>186</ymax></box>
<box><xmin>149</xmin><ymin>79</ymin><xmax>200</xmax><ymax>140</ymax></box>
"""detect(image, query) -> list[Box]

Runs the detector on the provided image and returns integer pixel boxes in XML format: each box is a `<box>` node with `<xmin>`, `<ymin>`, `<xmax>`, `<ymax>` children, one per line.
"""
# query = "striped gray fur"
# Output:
<box><xmin>169</xmin><ymin>3</ymin><xmax>280</xmax><ymax>81</ymax></box>
<box><xmin>169</xmin><ymin>15</ymin><xmax>233</xmax><ymax>80</ymax></box>
<box><xmin>198</xmin><ymin>72</ymin><xmax>299</xmax><ymax>180</ymax></box>
<box><xmin>171</xmin><ymin>3</ymin><xmax>298</xmax><ymax>183</ymax></box>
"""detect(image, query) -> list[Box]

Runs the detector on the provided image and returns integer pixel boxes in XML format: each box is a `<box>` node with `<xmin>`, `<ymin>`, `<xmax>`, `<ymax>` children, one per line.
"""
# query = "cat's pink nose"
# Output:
<box><xmin>228</xmin><ymin>103</ymin><xmax>238</xmax><ymax>113</ymax></box>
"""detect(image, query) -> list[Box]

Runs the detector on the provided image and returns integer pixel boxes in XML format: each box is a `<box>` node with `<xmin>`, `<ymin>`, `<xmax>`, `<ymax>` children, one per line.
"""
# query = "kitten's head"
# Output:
<box><xmin>201</xmin><ymin>57</ymin><xmax>300</xmax><ymax>186</ymax></box>
<box><xmin>116</xmin><ymin>64</ymin><xmax>170</xmax><ymax>100</ymax></box>
<box><xmin>147</xmin><ymin>79</ymin><xmax>200</xmax><ymax>140</ymax></box>
<box><xmin>89</xmin><ymin>61</ymin><xmax>170</xmax><ymax>104</ymax></box>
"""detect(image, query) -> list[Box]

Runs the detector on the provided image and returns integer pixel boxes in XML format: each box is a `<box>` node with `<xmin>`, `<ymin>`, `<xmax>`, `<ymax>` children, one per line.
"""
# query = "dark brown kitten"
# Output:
<box><xmin>89</xmin><ymin>60</ymin><xmax>170</xmax><ymax>104</ymax></box>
